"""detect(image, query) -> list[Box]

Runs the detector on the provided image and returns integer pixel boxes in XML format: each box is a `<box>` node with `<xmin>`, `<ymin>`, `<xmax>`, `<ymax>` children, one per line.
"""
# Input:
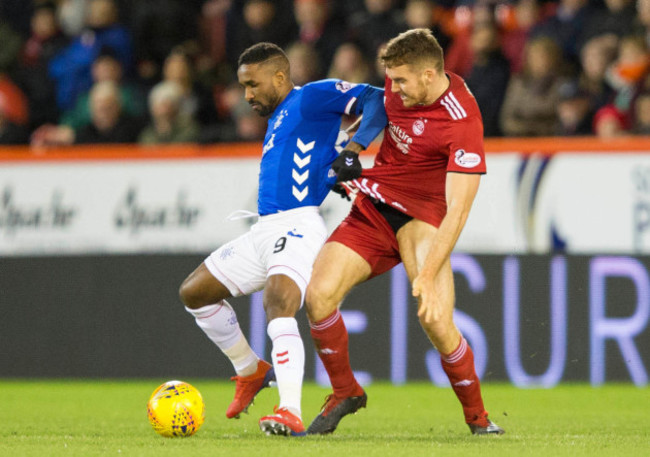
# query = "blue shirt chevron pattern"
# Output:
<box><xmin>257</xmin><ymin>79</ymin><xmax>384</xmax><ymax>216</ymax></box>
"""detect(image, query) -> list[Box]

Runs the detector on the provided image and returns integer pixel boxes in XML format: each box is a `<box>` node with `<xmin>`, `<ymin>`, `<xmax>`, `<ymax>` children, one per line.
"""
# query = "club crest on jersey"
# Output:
<box><xmin>219</xmin><ymin>246</ymin><xmax>235</xmax><ymax>260</ymax></box>
<box><xmin>335</xmin><ymin>81</ymin><xmax>358</xmax><ymax>93</ymax></box>
<box><xmin>454</xmin><ymin>149</ymin><xmax>481</xmax><ymax>168</ymax></box>
<box><xmin>388</xmin><ymin>121</ymin><xmax>413</xmax><ymax>154</ymax></box>
<box><xmin>412</xmin><ymin>119</ymin><xmax>426</xmax><ymax>136</ymax></box>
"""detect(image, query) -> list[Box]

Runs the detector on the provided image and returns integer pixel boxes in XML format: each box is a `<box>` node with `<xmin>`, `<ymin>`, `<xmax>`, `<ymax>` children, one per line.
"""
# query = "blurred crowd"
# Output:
<box><xmin>0</xmin><ymin>0</ymin><xmax>649</xmax><ymax>147</ymax></box>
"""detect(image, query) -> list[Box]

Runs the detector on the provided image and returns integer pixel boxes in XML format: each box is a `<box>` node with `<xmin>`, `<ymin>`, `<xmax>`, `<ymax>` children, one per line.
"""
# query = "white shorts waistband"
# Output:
<box><xmin>258</xmin><ymin>206</ymin><xmax>320</xmax><ymax>223</ymax></box>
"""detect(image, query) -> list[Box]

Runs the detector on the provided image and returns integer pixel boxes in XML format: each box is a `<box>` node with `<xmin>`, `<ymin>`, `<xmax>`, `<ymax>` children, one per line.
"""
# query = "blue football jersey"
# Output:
<box><xmin>257</xmin><ymin>79</ymin><xmax>383</xmax><ymax>215</ymax></box>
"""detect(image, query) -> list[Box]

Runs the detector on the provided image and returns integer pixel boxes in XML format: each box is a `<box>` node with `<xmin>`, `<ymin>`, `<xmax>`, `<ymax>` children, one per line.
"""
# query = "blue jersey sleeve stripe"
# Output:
<box><xmin>344</xmin><ymin>97</ymin><xmax>357</xmax><ymax>115</ymax></box>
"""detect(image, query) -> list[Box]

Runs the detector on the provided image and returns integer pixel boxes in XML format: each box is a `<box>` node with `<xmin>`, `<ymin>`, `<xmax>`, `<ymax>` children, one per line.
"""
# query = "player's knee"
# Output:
<box><xmin>263</xmin><ymin>275</ymin><xmax>302</xmax><ymax>319</ymax></box>
<box><xmin>263</xmin><ymin>289</ymin><xmax>300</xmax><ymax>319</ymax></box>
<box><xmin>418</xmin><ymin>314</ymin><xmax>454</xmax><ymax>342</ymax></box>
<box><xmin>305</xmin><ymin>282</ymin><xmax>338</xmax><ymax>322</ymax></box>
<box><xmin>179</xmin><ymin>278</ymin><xmax>203</xmax><ymax>310</ymax></box>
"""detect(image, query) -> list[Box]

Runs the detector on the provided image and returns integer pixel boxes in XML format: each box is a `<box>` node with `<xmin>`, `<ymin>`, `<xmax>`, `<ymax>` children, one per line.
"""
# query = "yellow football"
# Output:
<box><xmin>147</xmin><ymin>380</ymin><xmax>205</xmax><ymax>437</ymax></box>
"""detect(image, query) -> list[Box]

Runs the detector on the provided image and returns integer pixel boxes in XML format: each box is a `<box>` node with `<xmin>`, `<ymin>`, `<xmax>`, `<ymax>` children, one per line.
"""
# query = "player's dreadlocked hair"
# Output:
<box><xmin>238</xmin><ymin>42</ymin><xmax>290</xmax><ymax>74</ymax></box>
<box><xmin>381</xmin><ymin>28</ymin><xmax>444</xmax><ymax>73</ymax></box>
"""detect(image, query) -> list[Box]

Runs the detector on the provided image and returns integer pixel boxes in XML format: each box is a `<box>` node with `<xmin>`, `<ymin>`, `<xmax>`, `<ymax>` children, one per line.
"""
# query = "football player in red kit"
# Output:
<box><xmin>305</xmin><ymin>28</ymin><xmax>505</xmax><ymax>436</ymax></box>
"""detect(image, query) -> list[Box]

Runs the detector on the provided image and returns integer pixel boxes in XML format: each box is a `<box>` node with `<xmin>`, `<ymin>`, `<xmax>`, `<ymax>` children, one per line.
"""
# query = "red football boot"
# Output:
<box><xmin>259</xmin><ymin>406</ymin><xmax>306</xmax><ymax>437</ymax></box>
<box><xmin>226</xmin><ymin>360</ymin><xmax>275</xmax><ymax>419</ymax></box>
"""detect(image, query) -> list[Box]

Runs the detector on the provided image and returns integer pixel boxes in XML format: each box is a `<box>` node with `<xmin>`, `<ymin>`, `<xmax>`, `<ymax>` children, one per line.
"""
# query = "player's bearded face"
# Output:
<box><xmin>237</xmin><ymin>64</ymin><xmax>282</xmax><ymax>117</ymax></box>
<box><xmin>386</xmin><ymin>65</ymin><xmax>430</xmax><ymax>107</ymax></box>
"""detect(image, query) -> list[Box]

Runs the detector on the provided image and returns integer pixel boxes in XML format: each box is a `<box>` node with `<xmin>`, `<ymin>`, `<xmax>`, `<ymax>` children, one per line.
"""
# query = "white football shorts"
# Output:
<box><xmin>204</xmin><ymin>206</ymin><xmax>328</xmax><ymax>306</ymax></box>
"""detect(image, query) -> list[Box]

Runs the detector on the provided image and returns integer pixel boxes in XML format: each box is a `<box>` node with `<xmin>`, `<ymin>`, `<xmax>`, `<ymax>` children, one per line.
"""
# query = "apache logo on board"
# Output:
<box><xmin>0</xmin><ymin>187</ymin><xmax>77</xmax><ymax>236</ymax></box>
<box><xmin>114</xmin><ymin>187</ymin><xmax>201</xmax><ymax>234</ymax></box>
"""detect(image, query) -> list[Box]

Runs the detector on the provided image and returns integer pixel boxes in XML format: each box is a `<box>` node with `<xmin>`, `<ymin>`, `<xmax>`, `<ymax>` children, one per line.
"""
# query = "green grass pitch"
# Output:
<box><xmin>2</xmin><ymin>380</ymin><xmax>649</xmax><ymax>457</ymax></box>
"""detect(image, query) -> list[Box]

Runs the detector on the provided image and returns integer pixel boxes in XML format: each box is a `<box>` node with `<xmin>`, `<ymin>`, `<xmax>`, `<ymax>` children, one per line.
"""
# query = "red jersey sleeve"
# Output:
<box><xmin>445</xmin><ymin>114</ymin><xmax>486</xmax><ymax>174</ymax></box>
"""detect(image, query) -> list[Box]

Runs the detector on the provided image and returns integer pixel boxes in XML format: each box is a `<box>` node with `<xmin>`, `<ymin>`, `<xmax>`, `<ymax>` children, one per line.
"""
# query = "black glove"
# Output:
<box><xmin>332</xmin><ymin>149</ymin><xmax>362</xmax><ymax>182</ymax></box>
<box><xmin>331</xmin><ymin>183</ymin><xmax>351</xmax><ymax>201</ymax></box>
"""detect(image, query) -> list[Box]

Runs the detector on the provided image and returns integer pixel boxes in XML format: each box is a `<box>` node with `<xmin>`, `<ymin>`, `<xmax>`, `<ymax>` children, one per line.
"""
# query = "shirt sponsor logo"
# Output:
<box><xmin>335</xmin><ymin>81</ymin><xmax>358</xmax><ymax>93</ymax></box>
<box><xmin>388</xmin><ymin>121</ymin><xmax>413</xmax><ymax>154</ymax></box>
<box><xmin>454</xmin><ymin>149</ymin><xmax>481</xmax><ymax>168</ymax></box>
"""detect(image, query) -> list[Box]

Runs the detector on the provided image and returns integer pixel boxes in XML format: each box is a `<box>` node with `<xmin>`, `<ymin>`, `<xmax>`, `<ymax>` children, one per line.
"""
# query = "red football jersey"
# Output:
<box><xmin>352</xmin><ymin>72</ymin><xmax>485</xmax><ymax>227</ymax></box>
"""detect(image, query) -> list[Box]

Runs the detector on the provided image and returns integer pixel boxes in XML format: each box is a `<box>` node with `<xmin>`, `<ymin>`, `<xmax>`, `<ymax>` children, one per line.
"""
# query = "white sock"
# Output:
<box><xmin>267</xmin><ymin>317</ymin><xmax>304</xmax><ymax>418</ymax></box>
<box><xmin>186</xmin><ymin>300</ymin><xmax>259</xmax><ymax>376</ymax></box>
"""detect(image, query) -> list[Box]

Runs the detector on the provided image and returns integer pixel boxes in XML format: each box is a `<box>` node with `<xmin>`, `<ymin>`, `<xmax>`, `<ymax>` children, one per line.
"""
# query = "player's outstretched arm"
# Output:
<box><xmin>331</xmin><ymin>87</ymin><xmax>386</xmax><ymax>182</ymax></box>
<box><xmin>412</xmin><ymin>172</ymin><xmax>481</xmax><ymax>323</ymax></box>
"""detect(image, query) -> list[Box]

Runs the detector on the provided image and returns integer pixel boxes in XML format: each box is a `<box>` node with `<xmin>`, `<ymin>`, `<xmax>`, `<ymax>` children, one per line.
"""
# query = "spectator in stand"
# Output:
<box><xmin>403</xmin><ymin>0</ymin><xmax>450</xmax><ymax>51</ymax></box>
<box><xmin>49</xmin><ymin>0</ymin><xmax>133</xmax><ymax>111</ymax></box>
<box><xmin>501</xmin><ymin>0</ymin><xmax>545</xmax><ymax>74</ymax></box>
<box><xmin>228</xmin><ymin>98</ymin><xmax>267</xmax><ymax>141</ymax></box>
<box><xmin>225</xmin><ymin>0</ymin><xmax>297</xmax><ymax>68</ymax></box>
<box><xmin>327</xmin><ymin>42</ymin><xmax>372</xmax><ymax>83</ymax></box>
<box><xmin>75</xmin><ymin>80</ymin><xmax>142</xmax><ymax>143</ymax></box>
<box><xmin>201</xmin><ymin>92</ymin><xmax>266</xmax><ymax>143</ymax></box>
<box><xmin>0</xmin><ymin>74</ymin><xmax>29</xmax><ymax>129</ymax></box>
<box><xmin>293</xmin><ymin>0</ymin><xmax>345</xmax><ymax>78</ymax></box>
<box><xmin>161</xmin><ymin>47</ymin><xmax>218</xmax><ymax>127</ymax></box>
<box><xmin>198</xmin><ymin>0</ymin><xmax>232</xmax><ymax>85</ymax></box>
<box><xmin>31</xmin><ymin>81</ymin><xmax>142</xmax><ymax>145</ymax></box>
<box><xmin>606</xmin><ymin>34</ymin><xmax>650</xmax><ymax>116</ymax></box>
<box><xmin>57</xmin><ymin>0</ymin><xmax>88</xmax><ymax>37</ymax></box>
<box><xmin>59</xmin><ymin>47</ymin><xmax>145</xmax><ymax>130</ymax></box>
<box><xmin>21</xmin><ymin>2</ymin><xmax>68</xmax><ymax>68</ymax></box>
<box><xmin>555</xmin><ymin>80</ymin><xmax>594</xmax><ymax>135</ymax></box>
<box><xmin>286</xmin><ymin>41</ymin><xmax>321</xmax><ymax>85</ymax></box>
<box><xmin>138</xmin><ymin>81</ymin><xmax>200</xmax><ymax>144</ymax></box>
<box><xmin>593</xmin><ymin>104</ymin><xmax>628</xmax><ymax>137</ymax></box>
<box><xmin>531</xmin><ymin>0</ymin><xmax>594</xmax><ymax>68</ymax></box>
<box><xmin>465</xmin><ymin>21</ymin><xmax>511</xmax><ymax>137</ymax></box>
<box><xmin>632</xmin><ymin>92</ymin><xmax>650</xmax><ymax>134</ymax></box>
<box><xmin>129</xmin><ymin>0</ymin><xmax>200</xmax><ymax>86</ymax></box>
<box><xmin>0</xmin><ymin>93</ymin><xmax>29</xmax><ymax>145</ymax></box>
<box><xmin>500</xmin><ymin>36</ymin><xmax>566</xmax><ymax>136</ymax></box>
<box><xmin>581</xmin><ymin>0</ymin><xmax>637</xmax><ymax>46</ymax></box>
<box><xmin>444</xmin><ymin>1</ymin><xmax>496</xmax><ymax>78</ymax></box>
<box><xmin>15</xmin><ymin>2</ymin><xmax>68</xmax><ymax>130</ymax></box>
<box><xmin>348</xmin><ymin>0</ymin><xmax>405</xmax><ymax>57</ymax></box>
<box><xmin>578</xmin><ymin>34</ymin><xmax>618</xmax><ymax>114</ymax></box>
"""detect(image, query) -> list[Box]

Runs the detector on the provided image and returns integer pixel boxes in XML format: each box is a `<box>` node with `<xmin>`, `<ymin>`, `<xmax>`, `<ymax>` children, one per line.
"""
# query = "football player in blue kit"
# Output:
<box><xmin>178</xmin><ymin>42</ymin><xmax>386</xmax><ymax>436</ymax></box>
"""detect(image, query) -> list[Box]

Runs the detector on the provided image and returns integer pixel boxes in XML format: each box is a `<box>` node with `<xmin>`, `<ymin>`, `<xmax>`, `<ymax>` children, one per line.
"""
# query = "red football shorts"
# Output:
<box><xmin>327</xmin><ymin>196</ymin><xmax>402</xmax><ymax>278</ymax></box>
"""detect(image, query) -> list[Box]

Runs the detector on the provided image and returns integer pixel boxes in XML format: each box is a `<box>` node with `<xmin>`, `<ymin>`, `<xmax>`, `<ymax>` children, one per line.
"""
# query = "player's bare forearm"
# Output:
<box><xmin>412</xmin><ymin>174</ymin><xmax>479</xmax><ymax>323</ymax></box>
<box><xmin>420</xmin><ymin>209</ymin><xmax>465</xmax><ymax>277</ymax></box>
